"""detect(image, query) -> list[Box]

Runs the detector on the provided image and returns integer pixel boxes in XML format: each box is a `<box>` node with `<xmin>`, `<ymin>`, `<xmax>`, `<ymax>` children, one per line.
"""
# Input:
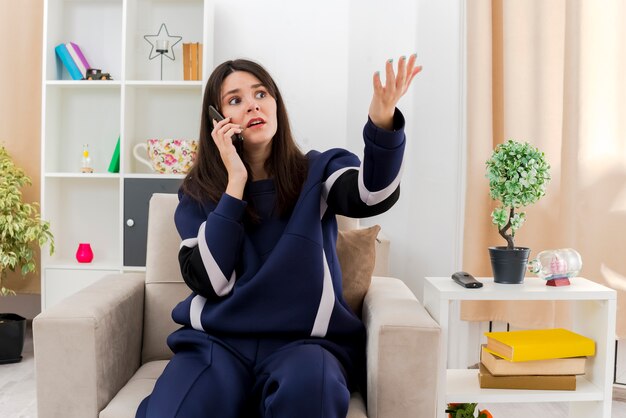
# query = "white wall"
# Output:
<box><xmin>213</xmin><ymin>0</ymin><xmax>350</xmax><ymax>152</ymax></box>
<box><xmin>212</xmin><ymin>0</ymin><xmax>466</xmax><ymax>300</ymax></box>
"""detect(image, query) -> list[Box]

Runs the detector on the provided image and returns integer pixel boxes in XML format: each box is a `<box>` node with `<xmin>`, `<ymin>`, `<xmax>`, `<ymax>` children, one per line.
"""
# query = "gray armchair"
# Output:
<box><xmin>34</xmin><ymin>193</ymin><xmax>440</xmax><ymax>418</ymax></box>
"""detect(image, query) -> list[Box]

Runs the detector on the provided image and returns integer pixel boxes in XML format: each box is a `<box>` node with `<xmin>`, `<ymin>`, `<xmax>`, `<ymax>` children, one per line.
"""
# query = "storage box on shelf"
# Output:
<box><xmin>423</xmin><ymin>276</ymin><xmax>617</xmax><ymax>418</ymax></box>
<box><xmin>41</xmin><ymin>0</ymin><xmax>214</xmax><ymax>310</ymax></box>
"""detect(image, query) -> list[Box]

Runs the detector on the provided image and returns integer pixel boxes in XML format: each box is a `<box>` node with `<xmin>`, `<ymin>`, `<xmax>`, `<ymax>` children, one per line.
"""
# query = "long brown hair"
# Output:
<box><xmin>182</xmin><ymin>59</ymin><xmax>308</xmax><ymax>219</ymax></box>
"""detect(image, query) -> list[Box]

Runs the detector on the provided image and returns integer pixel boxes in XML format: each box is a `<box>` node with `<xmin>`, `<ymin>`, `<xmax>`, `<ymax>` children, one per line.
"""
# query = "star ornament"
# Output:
<box><xmin>144</xmin><ymin>23</ymin><xmax>182</xmax><ymax>61</ymax></box>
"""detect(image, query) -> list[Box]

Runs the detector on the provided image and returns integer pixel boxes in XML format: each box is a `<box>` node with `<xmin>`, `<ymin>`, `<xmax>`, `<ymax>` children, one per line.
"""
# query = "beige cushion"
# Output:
<box><xmin>337</xmin><ymin>225</ymin><xmax>381</xmax><ymax>316</ymax></box>
<box><xmin>337</xmin><ymin>214</ymin><xmax>360</xmax><ymax>231</ymax></box>
<box><xmin>99</xmin><ymin>361</ymin><xmax>168</xmax><ymax>418</ymax></box>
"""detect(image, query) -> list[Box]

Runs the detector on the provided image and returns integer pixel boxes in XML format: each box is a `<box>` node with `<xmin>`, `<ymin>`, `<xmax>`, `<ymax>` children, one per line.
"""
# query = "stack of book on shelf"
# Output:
<box><xmin>478</xmin><ymin>328</ymin><xmax>595</xmax><ymax>390</ymax></box>
<box><xmin>55</xmin><ymin>42</ymin><xmax>91</xmax><ymax>80</ymax></box>
<box><xmin>183</xmin><ymin>42</ymin><xmax>203</xmax><ymax>81</ymax></box>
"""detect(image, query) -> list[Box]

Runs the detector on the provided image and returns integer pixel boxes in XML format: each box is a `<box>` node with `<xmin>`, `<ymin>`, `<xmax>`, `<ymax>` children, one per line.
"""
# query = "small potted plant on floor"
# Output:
<box><xmin>446</xmin><ymin>403</ymin><xmax>493</xmax><ymax>418</ymax></box>
<box><xmin>0</xmin><ymin>145</ymin><xmax>54</xmax><ymax>363</ymax></box>
<box><xmin>486</xmin><ymin>140</ymin><xmax>550</xmax><ymax>284</ymax></box>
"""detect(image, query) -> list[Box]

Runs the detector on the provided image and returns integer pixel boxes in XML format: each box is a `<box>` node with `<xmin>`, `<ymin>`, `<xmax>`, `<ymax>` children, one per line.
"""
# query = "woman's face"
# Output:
<box><xmin>219</xmin><ymin>71</ymin><xmax>278</xmax><ymax>150</ymax></box>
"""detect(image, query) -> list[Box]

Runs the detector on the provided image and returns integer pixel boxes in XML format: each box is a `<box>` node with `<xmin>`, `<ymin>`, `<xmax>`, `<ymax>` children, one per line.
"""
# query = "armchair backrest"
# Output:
<box><xmin>141</xmin><ymin>193</ymin><xmax>188</xmax><ymax>363</ymax></box>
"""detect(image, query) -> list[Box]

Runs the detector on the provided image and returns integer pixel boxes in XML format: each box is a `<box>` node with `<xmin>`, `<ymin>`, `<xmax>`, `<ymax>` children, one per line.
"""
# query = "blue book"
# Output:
<box><xmin>55</xmin><ymin>43</ymin><xmax>83</xmax><ymax>80</ymax></box>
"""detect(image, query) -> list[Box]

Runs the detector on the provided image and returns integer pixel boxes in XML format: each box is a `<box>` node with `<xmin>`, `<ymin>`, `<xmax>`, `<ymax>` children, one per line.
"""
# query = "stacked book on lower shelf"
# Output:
<box><xmin>478</xmin><ymin>328</ymin><xmax>595</xmax><ymax>390</ymax></box>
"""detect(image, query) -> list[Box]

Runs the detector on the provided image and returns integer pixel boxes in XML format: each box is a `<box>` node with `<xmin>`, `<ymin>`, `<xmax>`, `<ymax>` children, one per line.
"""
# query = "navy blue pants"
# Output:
<box><xmin>136</xmin><ymin>328</ymin><xmax>351</xmax><ymax>418</ymax></box>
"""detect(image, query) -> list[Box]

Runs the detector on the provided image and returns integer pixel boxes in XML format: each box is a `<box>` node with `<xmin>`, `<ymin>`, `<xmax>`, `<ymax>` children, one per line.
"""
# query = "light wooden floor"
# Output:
<box><xmin>2</xmin><ymin>322</ymin><xmax>626</xmax><ymax>417</ymax></box>
<box><xmin>0</xmin><ymin>322</ymin><xmax>36</xmax><ymax>417</ymax></box>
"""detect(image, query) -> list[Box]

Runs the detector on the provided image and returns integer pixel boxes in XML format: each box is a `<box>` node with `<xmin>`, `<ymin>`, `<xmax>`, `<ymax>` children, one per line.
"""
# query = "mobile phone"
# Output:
<box><xmin>208</xmin><ymin>105</ymin><xmax>244</xmax><ymax>154</ymax></box>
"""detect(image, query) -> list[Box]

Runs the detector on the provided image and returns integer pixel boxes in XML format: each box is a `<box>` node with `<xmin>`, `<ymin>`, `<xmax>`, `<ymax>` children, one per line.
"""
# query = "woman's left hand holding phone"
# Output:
<box><xmin>211</xmin><ymin>117</ymin><xmax>247</xmax><ymax>199</ymax></box>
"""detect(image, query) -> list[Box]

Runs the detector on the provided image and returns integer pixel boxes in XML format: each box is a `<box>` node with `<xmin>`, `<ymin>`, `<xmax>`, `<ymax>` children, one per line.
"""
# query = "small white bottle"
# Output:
<box><xmin>81</xmin><ymin>144</ymin><xmax>93</xmax><ymax>173</ymax></box>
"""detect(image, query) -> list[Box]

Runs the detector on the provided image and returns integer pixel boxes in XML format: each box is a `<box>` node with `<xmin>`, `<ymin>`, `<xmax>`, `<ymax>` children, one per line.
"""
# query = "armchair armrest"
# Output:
<box><xmin>33</xmin><ymin>273</ymin><xmax>145</xmax><ymax>418</ymax></box>
<box><xmin>362</xmin><ymin>277</ymin><xmax>441</xmax><ymax>418</ymax></box>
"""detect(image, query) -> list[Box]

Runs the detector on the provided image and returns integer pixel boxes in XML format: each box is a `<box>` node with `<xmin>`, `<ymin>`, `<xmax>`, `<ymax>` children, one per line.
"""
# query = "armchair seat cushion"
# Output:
<box><xmin>100</xmin><ymin>361</ymin><xmax>367</xmax><ymax>418</ymax></box>
<box><xmin>100</xmin><ymin>361</ymin><xmax>168</xmax><ymax>418</ymax></box>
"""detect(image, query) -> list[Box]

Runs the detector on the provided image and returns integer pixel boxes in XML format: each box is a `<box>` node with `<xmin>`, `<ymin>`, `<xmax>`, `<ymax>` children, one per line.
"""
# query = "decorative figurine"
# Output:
<box><xmin>144</xmin><ymin>23</ymin><xmax>182</xmax><ymax>81</ymax></box>
<box><xmin>81</xmin><ymin>144</ymin><xmax>93</xmax><ymax>173</ymax></box>
<box><xmin>85</xmin><ymin>68</ymin><xmax>113</xmax><ymax>80</ymax></box>
<box><xmin>528</xmin><ymin>248</ymin><xmax>582</xmax><ymax>286</ymax></box>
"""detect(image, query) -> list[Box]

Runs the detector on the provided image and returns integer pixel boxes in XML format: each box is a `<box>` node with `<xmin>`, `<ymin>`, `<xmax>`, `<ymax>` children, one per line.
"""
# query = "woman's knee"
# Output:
<box><xmin>260</xmin><ymin>344</ymin><xmax>350</xmax><ymax>417</ymax></box>
<box><xmin>141</xmin><ymin>341</ymin><xmax>252</xmax><ymax>418</ymax></box>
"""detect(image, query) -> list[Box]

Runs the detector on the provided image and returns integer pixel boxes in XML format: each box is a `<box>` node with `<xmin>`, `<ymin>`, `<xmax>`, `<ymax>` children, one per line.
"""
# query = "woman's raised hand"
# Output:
<box><xmin>211</xmin><ymin>117</ymin><xmax>247</xmax><ymax>199</ymax></box>
<box><xmin>369</xmin><ymin>54</ymin><xmax>422</xmax><ymax>130</ymax></box>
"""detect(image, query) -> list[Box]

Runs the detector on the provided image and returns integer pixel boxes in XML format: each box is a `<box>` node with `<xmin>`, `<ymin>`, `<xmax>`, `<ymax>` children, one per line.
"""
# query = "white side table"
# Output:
<box><xmin>423</xmin><ymin>276</ymin><xmax>617</xmax><ymax>418</ymax></box>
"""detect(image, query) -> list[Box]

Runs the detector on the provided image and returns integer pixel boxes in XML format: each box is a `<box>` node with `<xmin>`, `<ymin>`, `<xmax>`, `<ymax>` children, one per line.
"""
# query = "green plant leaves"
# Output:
<box><xmin>0</xmin><ymin>146</ymin><xmax>55</xmax><ymax>294</ymax></box>
<box><xmin>510</xmin><ymin>212</ymin><xmax>526</xmax><ymax>231</ymax></box>
<box><xmin>486</xmin><ymin>140</ymin><xmax>550</xmax><ymax>245</ymax></box>
<box><xmin>446</xmin><ymin>403</ymin><xmax>478</xmax><ymax>418</ymax></box>
<box><xmin>491</xmin><ymin>207</ymin><xmax>508</xmax><ymax>229</ymax></box>
<box><xmin>486</xmin><ymin>140</ymin><xmax>550</xmax><ymax>210</ymax></box>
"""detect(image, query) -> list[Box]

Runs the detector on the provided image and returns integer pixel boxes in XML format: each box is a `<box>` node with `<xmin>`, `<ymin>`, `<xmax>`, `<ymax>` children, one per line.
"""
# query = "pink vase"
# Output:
<box><xmin>76</xmin><ymin>243</ymin><xmax>94</xmax><ymax>263</ymax></box>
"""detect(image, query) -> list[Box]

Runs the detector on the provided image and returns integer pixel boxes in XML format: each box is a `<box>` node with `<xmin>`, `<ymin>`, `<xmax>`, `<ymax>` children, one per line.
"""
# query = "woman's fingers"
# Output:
<box><xmin>212</xmin><ymin>117</ymin><xmax>242</xmax><ymax>149</ymax></box>
<box><xmin>376</xmin><ymin>55</ymin><xmax>420</xmax><ymax>101</ymax></box>
<box><xmin>395</xmin><ymin>56</ymin><xmax>407</xmax><ymax>92</ymax></box>
<box><xmin>224</xmin><ymin>126</ymin><xmax>243</xmax><ymax>143</ymax></box>
<box><xmin>373</xmin><ymin>71</ymin><xmax>384</xmax><ymax>95</ymax></box>
<box><xmin>212</xmin><ymin>117</ymin><xmax>246</xmax><ymax>179</ymax></box>
<box><xmin>384</xmin><ymin>59</ymin><xmax>396</xmax><ymax>92</ymax></box>
<box><xmin>403</xmin><ymin>54</ymin><xmax>417</xmax><ymax>87</ymax></box>
<box><xmin>402</xmin><ymin>65</ymin><xmax>423</xmax><ymax>95</ymax></box>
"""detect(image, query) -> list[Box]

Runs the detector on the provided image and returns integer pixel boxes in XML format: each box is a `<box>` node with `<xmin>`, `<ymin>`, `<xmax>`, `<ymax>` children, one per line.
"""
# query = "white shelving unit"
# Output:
<box><xmin>423</xmin><ymin>276</ymin><xmax>617</xmax><ymax>418</ymax></box>
<box><xmin>40</xmin><ymin>0</ymin><xmax>214</xmax><ymax>310</ymax></box>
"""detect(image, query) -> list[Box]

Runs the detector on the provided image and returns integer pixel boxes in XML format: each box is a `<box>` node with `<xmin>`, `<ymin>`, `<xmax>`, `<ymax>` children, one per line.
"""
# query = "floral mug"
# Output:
<box><xmin>133</xmin><ymin>139</ymin><xmax>198</xmax><ymax>174</ymax></box>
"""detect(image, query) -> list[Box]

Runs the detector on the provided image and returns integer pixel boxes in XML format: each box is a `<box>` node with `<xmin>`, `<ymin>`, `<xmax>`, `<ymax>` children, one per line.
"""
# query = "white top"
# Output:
<box><xmin>424</xmin><ymin>276</ymin><xmax>616</xmax><ymax>301</ymax></box>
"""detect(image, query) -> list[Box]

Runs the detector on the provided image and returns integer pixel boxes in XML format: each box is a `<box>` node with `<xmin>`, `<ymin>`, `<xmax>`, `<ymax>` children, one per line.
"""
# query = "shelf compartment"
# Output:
<box><xmin>42</xmin><ymin>177</ymin><xmax>121</xmax><ymax>267</ymax></box>
<box><xmin>44</xmin><ymin>262</ymin><xmax>122</xmax><ymax>271</ymax></box>
<box><xmin>46</xmin><ymin>80</ymin><xmax>122</xmax><ymax>87</ymax></box>
<box><xmin>44</xmin><ymin>85</ymin><xmax>121</xmax><ymax>173</ymax></box>
<box><xmin>123</xmin><ymin>85</ymin><xmax>201</xmax><ymax>174</ymax></box>
<box><xmin>125</xmin><ymin>81</ymin><xmax>203</xmax><ymax>87</ymax></box>
<box><xmin>446</xmin><ymin>369</ymin><xmax>603</xmax><ymax>403</ymax></box>
<box><xmin>45</xmin><ymin>172</ymin><xmax>120</xmax><ymax>179</ymax></box>
<box><xmin>125</xmin><ymin>0</ymin><xmax>205</xmax><ymax>81</ymax></box>
<box><xmin>123</xmin><ymin>173</ymin><xmax>185</xmax><ymax>180</ymax></box>
<box><xmin>45</xmin><ymin>0</ymin><xmax>123</xmax><ymax>81</ymax></box>
<box><xmin>423</xmin><ymin>277</ymin><xmax>617</xmax><ymax>418</ymax></box>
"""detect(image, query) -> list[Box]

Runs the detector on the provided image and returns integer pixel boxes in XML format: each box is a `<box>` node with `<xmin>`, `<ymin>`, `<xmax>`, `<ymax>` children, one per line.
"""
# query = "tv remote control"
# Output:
<box><xmin>451</xmin><ymin>271</ymin><xmax>483</xmax><ymax>288</ymax></box>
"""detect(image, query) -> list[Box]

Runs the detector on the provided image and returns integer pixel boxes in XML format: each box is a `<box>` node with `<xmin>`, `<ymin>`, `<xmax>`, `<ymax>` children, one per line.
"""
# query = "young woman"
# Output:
<box><xmin>137</xmin><ymin>56</ymin><xmax>421</xmax><ymax>418</ymax></box>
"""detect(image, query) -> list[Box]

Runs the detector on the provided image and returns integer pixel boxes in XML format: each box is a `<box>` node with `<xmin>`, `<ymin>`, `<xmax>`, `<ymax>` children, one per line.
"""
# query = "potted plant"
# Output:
<box><xmin>0</xmin><ymin>145</ymin><xmax>54</xmax><ymax>363</ymax></box>
<box><xmin>486</xmin><ymin>140</ymin><xmax>550</xmax><ymax>284</ymax></box>
<box><xmin>446</xmin><ymin>403</ymin><xmax>493</xmax><ymax>418</ymax></box>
